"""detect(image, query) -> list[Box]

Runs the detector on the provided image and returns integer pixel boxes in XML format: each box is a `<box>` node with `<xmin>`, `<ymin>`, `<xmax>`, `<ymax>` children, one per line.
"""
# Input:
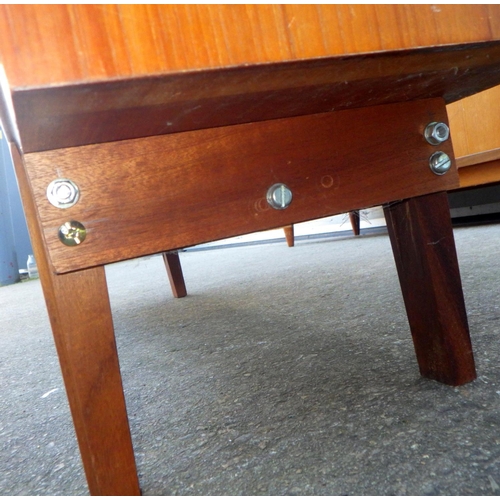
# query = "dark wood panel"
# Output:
<box><xmin>23</xmin><ymin>98</ymin><xmax>458</xmax><ymax>274</ymax></box>
<box><xmin>384</xmin><ymin>192</ymin><xmax>476</xmax><ymax>386</ymax></box>
<box><xmin>163</xmin><ymin>251</ymin><xmax>187</xmax><ymax>298</ymax></box>
<box><xmin>11</xmin><ymin>41</ymin><xmax>500</xmax><ymax>153</ymax></box>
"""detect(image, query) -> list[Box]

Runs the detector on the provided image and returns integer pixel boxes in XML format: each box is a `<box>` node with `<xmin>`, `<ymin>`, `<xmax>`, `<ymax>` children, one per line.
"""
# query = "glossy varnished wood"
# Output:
<box><xmin>384</xmin><ymin>192</ymin><xmax>476</xmax><ymax>386</ymax></box>
<box><xmin>9</xmin><ymin>145</ymin><xmax>140</xmax><ymax>495</ymax></box>
<box><xmin>23</xmin><ymin>99</ymin><xmax>457</xmax><ymax>274</ymax></box>
<box><xmin>1</xmin><ymin>5</ymin><xmax>499</xmax><ymax>88</ymax></box>
<box><xmin>9</xmin><ymin>41</ymin><xmax>500</xmax><ymax>153</ymax></box>
<box><xmin>447</xmin><ymin>86</ymin><xmax>500</xmax><ymax>159</ymax></box>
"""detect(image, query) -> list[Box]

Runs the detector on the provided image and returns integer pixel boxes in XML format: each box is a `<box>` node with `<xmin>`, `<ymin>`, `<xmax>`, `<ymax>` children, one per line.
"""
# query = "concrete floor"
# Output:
<box><xmin>1</xmin><ymin>223</ymin><xmax>500</xmax><ymax>495</ymax></box>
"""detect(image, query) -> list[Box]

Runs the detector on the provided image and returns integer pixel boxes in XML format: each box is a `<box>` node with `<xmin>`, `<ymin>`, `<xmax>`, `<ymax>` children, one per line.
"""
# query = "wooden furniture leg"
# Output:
<box><xmin>163</xmin><ymin>251</ymin><xmax>187</xmax><ymax>298</ymax></box>
<box><xmin>383</xmin><ymin>191</ymin><xmax>476</xmax><ymax>386</ymax></box>
<box><xmin>348</xmin><ymin>210</ymin><xmax>361</xmax><ymax>236</ymax></box>
<box><xmin>10</xmin><ymin>145</ymin><xmax>140</xmax><ymax>495</ymax></box>
<box><xmin>283</xmin><ymin>211</ymin><xmax>360</xmax><ymax>248</ymax></box>
<box><xmin>284</xmin><ymin>225</ymin><xmax>294</xmax><ymax>247</ymax></box>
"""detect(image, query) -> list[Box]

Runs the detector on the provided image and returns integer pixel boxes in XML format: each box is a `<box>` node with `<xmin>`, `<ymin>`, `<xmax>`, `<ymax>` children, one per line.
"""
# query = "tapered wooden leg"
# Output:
<box><xmin>11</xmin><ymin>145</ymin><xmax>140</xmax><ymax>495</ymax></box>
<box><xmin>163</xmin><ymin>251</ymin><xmax>187</xmax><ymax>298</ymax></box>
<box><xmin>284</xmin><ymin>225</ymin><xmax>294</xmax><ymax>247</ymax></box>
<box><xmin>348</xmin><ymin>210</ymin><xmax>361</xmax><ymax>235</ymax></box>
<box><xmin>43</xmin><ymin>267</ymin><xmax>140</xmax><ymax>495</ymax></box>
<box><xmin>383</xmin><ymin>192</ymin><xmax>476</xmax><ymax>386</ymax></box>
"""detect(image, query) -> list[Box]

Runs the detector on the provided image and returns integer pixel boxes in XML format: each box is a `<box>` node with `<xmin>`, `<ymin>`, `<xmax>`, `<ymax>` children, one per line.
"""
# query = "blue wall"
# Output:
<box><xmin>0</xmin><ymin>126</ymin><xmax>33</xmax><ymax>285</ymax></box>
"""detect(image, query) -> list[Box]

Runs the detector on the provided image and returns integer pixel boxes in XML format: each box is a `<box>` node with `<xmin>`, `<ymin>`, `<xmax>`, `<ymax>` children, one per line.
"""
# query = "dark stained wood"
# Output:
<box><xmin>348</xmin><ymin>211</ymin><xmax>361</xmax><ymax>236</ymax></box>
<box><xmin>383</xmin><ymin>192</ymin><xmax>476</xmax><ymax>386</ymax></box>
<box><xmin>9</xmin><ymin>145</ymin><xmax>140</xmax><ymax>495</ymax></box>
<box><xmin>23</xmin><ymin>98</ymin><xmax>458</xmax><ymax>274</ymax></box>
<box><xmin>284</xmin><ymin>225</ymin><xmax>294</xmax><ymax>247</ymax></box>
<box><xmin>163</xmin><ymin>251</ymin><xmax>187</xmax><ymax>298</ymax></box>
<box><xmin>10</xmin><ymin>41</ymin><xmax>500</xmax><ymax>153</ymax></box>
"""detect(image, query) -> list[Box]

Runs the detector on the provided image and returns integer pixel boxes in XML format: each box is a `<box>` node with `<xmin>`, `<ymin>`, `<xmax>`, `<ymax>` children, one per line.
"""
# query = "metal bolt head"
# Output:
<box><xmin>47</xmin><ymin>179</ymin><xmax>80</xmax><ymax>209</ymax></box>
<box><xmin>429</xmin><ymin>151</ymin><xmax>452</xmax><ymax>175</ymax></box>
<box><xmin>267</xmin><ymin>183</ymin><xmax>293</xmax><ymax>210</ymax></box>
<box><xmin>424</xmin><ymin>122</ymin><xmax>450</xmax><ymax>145</ymax></box>
<box><xmin>58</xmin><ymin>221</ymin><xmax>87</xmax><ymax>246</ymax></box>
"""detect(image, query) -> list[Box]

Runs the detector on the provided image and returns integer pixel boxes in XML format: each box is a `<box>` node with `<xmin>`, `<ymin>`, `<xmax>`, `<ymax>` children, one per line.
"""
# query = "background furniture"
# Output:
<box><xmin>166</xmin><ymin>213</ymin><xmax>362</xmax><ymax>297</ymax></box>
<box><xmin>448</xmin><ymin>85</ymin><xmax>500</xmax><ymax>189</ymax></box>
<box><xmin>1</xmin><ymin>5</ymin><xmax>500</xmax><ymax>495</ymax></box>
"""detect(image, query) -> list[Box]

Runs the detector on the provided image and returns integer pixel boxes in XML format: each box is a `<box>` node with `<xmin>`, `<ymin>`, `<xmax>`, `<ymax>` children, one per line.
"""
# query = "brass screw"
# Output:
<box><xmin>58</xmin><ymin>221</ymin><xmax>87</xmax><ymax>246</ymax></box>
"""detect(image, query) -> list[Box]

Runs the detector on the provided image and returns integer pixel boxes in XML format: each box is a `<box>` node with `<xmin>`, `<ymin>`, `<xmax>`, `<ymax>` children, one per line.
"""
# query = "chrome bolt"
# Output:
<box><xmin>424</xmin><ymin>122</ymin><xmax>450</xmax><ymax>145</ymax></box>
<box><xmin>429</xmin><ymin>151</ymin><xmax>452</xmax><ymax>175</ymax></box>
<box><xmin>47</xmin><ymin>179</ymin><xmax>80</xmax><ymax>209</ymax></box>
<box><xmin>267</xmin><ymin>183</ymin><xmax>293</xmax><ymax>210</ymax></box>
<box><xmin>58</xmin><ymin>221</ymin><xmax>87</xmax><ymax>246</ymax></box>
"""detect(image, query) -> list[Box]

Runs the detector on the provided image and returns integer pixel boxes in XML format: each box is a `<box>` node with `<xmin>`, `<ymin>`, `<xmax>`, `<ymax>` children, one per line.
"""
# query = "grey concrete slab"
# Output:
<box><xmin>1</xmin><ymin>224</ymin><xmax>500</xmax><ymax>495</ymax></box>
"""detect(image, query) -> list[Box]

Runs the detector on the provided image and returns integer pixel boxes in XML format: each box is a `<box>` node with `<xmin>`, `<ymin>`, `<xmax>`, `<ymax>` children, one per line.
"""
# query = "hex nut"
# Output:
<box><xmin>47</xmin><ymin>179</ymin><xmax>80</xmax><ymax>209</ymax></box>
<box><xmin>424</xmin><ymin>122</ymin><xmax>450</xmax><ymax>145</ymax></box>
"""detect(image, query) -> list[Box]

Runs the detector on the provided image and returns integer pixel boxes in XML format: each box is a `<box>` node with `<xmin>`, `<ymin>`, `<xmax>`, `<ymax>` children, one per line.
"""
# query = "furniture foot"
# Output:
<box><xmin>163</xmin><ymin>251</ymin><xmax>187</xmax><ymax>298</ymax></box>
<box><xmin>348</xmin><ymin>211</ymin><xmax>361</xmax><ymax>236</ymax></box>
<box><xmin>284</xmin><ymin>225</ymin><xmax>294</xmax><ymax>247</ymax></box>
<box><xmin>383</xmin><ymin>192</ymin><xmax>476</xmax><ymax>386</ymax></box>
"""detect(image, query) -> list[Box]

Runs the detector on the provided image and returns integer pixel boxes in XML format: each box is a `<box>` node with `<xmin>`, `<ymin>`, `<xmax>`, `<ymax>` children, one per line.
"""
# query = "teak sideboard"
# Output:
<box><xmin>1</xmin><ymin>5</ymin><xmax>500</xmax><ymax>495</ymax></box>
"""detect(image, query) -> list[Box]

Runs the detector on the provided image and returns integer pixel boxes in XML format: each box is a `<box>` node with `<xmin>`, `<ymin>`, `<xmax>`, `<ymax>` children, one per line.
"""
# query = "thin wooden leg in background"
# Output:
<box><xmin>11</xmin><ymin>145</ymin><xmax>140</xmax><ymax>495</ymax></box>
<box><xmin>348</xmin><ymin>210</ymin><xmax>361</xmax><ymax>236</ymax></box>
<box><xmin>383</xmin><ymin>191</ymin><xmax>476</xmax><ymax>386</ymax></box>
<box><xmin>163</xmin><ymin>251</ymin><xmax>187</xmax><ymax>298</ymax></box>
<box><xmin>284</xmin><ymin>225</ymin><xmax>294</xmax><ymax>247</ymax></box>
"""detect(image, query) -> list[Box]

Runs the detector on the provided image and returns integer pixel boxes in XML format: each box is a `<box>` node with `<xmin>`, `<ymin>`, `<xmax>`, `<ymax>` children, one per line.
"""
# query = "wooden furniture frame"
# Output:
<box><xmin>2</xmin><ymin>7</ymin><xmax>500</xmax><ymax>493</ymax></box>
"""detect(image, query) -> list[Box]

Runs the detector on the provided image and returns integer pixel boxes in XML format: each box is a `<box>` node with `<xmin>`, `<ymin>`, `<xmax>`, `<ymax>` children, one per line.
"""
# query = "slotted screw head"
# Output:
<box><xmin>429</xmin><ymin>151</ymin><xmax>452</xmax><ymax>175</ymax></box>
<box><xmin>58</xmin><ymin>221</ymin><xmax>87</xmax><ymax>246</ymax></box>
<box><xmin>424</xmin><ymin>122</ymin><xmax>450</xmax><ymax>145</ymax></box>
<box><xmin>267</xmin><ymin>183</ymin><xmax>293</xmax><ymax>210</ymax></box>
<box><xmin>47</xmin><ymin>179</ymin><xmax>80</xmax><ymax>209</ymax></box>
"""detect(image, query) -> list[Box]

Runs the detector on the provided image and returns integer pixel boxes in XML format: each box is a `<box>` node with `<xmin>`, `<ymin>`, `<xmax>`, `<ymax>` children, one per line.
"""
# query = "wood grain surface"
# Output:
<box><xmin>23</xmin><ymin>98</ymin><xmax>458</xmax><ymax>274</ymax></box>
<box><xmin>1</xmin><ymin>5</ymin><xmax>499</xmax><ymax>88</ymax></box>
<box><xmin>384</xmin><ymin>192</ymin><xmax>476</xmax><ymax>386</ymax></box>
<box><xmin>447</xmin><ymin>86</ymin><xmax>500</xmax><ymax>158</ymax></box>
<box><xmin>10</xmin><ymin>145</ymin><xmax>140</xmax><ymax>495</ymax></box>
<box><xmin>9</xmin><ymin>40</ymin><xmax>500</xmax><ymax>154</ymax></box>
